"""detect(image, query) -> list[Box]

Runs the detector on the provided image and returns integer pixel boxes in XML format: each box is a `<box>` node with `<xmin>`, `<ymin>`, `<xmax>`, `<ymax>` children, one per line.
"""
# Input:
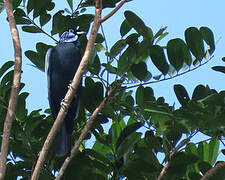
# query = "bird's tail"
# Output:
<box><xmin>55</xmin><ymin>122</ymin><xmax>71</xmax><ymax>157</ymax></box>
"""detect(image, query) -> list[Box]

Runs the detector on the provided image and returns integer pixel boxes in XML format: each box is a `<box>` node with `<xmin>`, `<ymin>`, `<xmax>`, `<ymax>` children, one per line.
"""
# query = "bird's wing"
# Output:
<box><xmin>45</xmin><ymin>48</ymin><xmax>52</xmax><ymax>97</ymax></box>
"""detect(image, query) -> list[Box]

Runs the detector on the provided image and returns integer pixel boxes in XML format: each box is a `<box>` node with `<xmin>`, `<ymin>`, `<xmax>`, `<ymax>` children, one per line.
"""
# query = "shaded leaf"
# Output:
<box><xmin>185</xmin><ymin>27</ymin><xmax>204</xmax><ymax>61</ymax></box>
<box><xmin>124</xmin><ymin>10</ymin><xmax>151</xmax><ymax>38</ymax></box>
<box><xmin>120</xmin><ymin>19</ymin><xmax>132</xmax><ymax>37</ymax></box>
<box><xmin>116</xmin><ymin>122</ymin><xmax>142</xmax><ymax>150</ymax></box>
<box><xmin>212</xmin><ymin>66</ymin><xmax>225</xmax><ymax>74</ymax></box>
<box><xmin>22</xmin><ymin>25</ymin><xmax>42</xmax><ymax>33</ymax></box>
<box><xmin>131</xmin><ymin>62</ymin><xmax>151</xmax><ymax>81</ymax></box>
<box><xmin>110</xmin><ymin>39</ymin><xmax>127</xmax><ymax>58</ymax></box>
<box><xmin>167</xmin><ymin>38</ymin><xmax>192</xmax><ymax>70</ymax></box>
<box><xmin>200</xmin><ymin>26</ymin><xmax>215</xmax><ymax>54</ymax></box>
<box><xmin>149</xmin><ymin>45</ymin><xmax>169</xmax><ymax>75</ymax></box>
<box><xmin>174</xmin><ymin>84</ymin><xmax>190</xmax><ymax>106</ymax></box>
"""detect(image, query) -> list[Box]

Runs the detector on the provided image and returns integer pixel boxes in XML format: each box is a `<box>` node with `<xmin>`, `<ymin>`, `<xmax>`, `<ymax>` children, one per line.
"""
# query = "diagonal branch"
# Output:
<box><xmin>31</xmin><ymin>0</ymin><xmax>127</xmax><ymax>178</ymax></box>
<box><xmin>31</xmin><ymin>0</ymin><xmax>102</xmax><ymax>179</ymax></box>
<box><xmin>200</xmin><ymin>161</ymin><xmax>225</xmax><ymax>180</ymax></box>
<box><xmin>101</xmin><ymin>0</ymin><xmax>127</xmax><ymax>23</ymax></box>
<box><xmin>0</xmin><ymin>0</ymin><xmax>22</xmax><ymax>179</ymax></box>
<box><xmin>56</xmin><ymin>84</ymin><xmax>116</xmax><ymax>179</ymax></box>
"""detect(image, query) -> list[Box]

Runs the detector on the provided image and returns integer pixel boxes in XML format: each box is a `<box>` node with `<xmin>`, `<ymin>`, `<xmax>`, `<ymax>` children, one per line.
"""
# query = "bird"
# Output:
<box><xmin>45</xmin><ymin>28</ymin><xmax>84</xmax><ymax>156</ymax></box>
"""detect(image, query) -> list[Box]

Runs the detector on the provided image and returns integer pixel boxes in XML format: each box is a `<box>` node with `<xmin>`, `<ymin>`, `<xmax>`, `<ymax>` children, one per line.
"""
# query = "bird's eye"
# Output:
<box><xmin>68</xmin><ymin>29</ymin><xmax>74</xmax><ymax>33</ymax></box>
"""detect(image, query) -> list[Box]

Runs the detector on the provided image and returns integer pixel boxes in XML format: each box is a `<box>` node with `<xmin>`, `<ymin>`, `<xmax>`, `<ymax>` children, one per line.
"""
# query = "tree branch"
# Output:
<box><xmin>31</xmin><ymin>0</ymin><xmax>128</xmax><ymax>178</ymax></box>
<box><xmin>200</xmin><ymin>161</ymin><xmax>225</xmax><ymax>180</ymax></box>
<box><xmin>0</xmin><ymin>0</ymin><xmax>22</xmax><ymax>180</ymax></box>
<box><xmin>56</xmin><ymin>89</ymin><xmax>113</xmax><ymax>179</ymax></box>
<box><xmin>100</xmin><ymin>0</ymin><xmax>127</xmax><ymax>23</ymax></box>
<box><xmin>30</xmin><ymin>0</ymin><xmax>102</xmax><ymax>179</ymax></box>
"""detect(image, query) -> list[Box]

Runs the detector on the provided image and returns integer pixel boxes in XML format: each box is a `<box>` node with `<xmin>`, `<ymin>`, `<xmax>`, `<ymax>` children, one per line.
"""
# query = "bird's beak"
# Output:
<box><xmin>77</xmin><ymin>31</ymin><xmax>86</xmax><ymax>35</ymax></box>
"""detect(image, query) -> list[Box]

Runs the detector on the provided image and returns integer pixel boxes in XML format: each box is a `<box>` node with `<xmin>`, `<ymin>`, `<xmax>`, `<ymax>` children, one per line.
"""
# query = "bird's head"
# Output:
<box><xmin>59</xmin><ymin>28</ymin><xmax>85</xmax><ymax>43</ymax></box>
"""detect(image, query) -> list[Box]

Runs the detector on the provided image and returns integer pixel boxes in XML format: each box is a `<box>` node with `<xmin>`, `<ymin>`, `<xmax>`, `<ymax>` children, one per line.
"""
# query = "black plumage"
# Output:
<box><xmin>45</xmin><ymin>29</ymin><xmax>83</xmax><ymax>156</ymax></box>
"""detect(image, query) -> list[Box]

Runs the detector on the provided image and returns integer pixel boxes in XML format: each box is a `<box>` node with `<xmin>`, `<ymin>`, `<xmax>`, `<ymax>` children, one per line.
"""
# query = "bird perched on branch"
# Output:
<box><xmin>45</xmin><ymin>28</ymin><xmax>84</xmax><ymax>156</ymax></box>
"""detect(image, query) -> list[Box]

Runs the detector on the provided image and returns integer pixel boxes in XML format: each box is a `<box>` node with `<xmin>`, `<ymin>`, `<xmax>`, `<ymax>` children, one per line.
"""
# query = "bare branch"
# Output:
<box><xmin>200</xmin><ymin>161</ymin><xmax>225</xmax><ymax>180</ymax></box>
<box><xmin>101</xmin><ymin>0</ymin><xmax>127</xmax><ymax>23</ymax></box>
<box><xmin>0</xmin><ymin>0</ymin><xmax>22</xmax><ymax>179</ymax></box>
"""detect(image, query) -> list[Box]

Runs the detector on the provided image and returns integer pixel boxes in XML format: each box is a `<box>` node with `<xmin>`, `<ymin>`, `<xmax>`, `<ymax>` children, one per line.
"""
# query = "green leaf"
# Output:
<box><xmin>153</xmin><ymin>26</ymin><xmax>167</xmax><ymax>42</ymax></box>
<box><xmin>102</xmin><ymin>63</ymin><xmax>117</xmax><ymax>74</ymax></box>
<box><xmin>120</xmin><ymin>19</ymin><xmax>132</xmax><ymax>37</ymax></box>
<box><xmin>167</xmin><ymin>38</ymin><xmax>192</xmax><ymax>70</ymax></box>
<box><xmin>125</xmin><ymin>33</ymin><xmax>139</xmax><ymax>46</ymax></box>
<box><xmin>110</xmin><ymin>123</ymin><xmax>122</xmax><ymax>150</ymax></box>
<box><xmin>0</xmin><ymin>61</ymin><xmax>14</xmax><ymax>78</ymax></box>
<box><xmin>66</xmin><ymin>0</ymin><xmax>73</xmax><ymax>10</ymax></box>
<box><xmin>95</xmin><ymin>43</ymin><xmax>105</xmax><ymax>52</ymax></box>
<box><xmin>40</xmin><ymin>12</ymin><xmax>51</xmax><ymax>26</ymax></box>
<box><xmin>208</xmin><ymin>137</ymin><xmax>219</xmax><ymax>164</ymax></box>
<box><xmin>117</xmin><ymin>132</ymin><xmax>141</xmax><ymax>158</ymax></box>
<box><xmin>200</xmin><ymin>26</ymin><xmax>215</xmax><ymax>54</ymax></box>
<box><xmin>149</xmin><ymin>45</ymin><xmax>169</xmax><ymax>75</ymax></box>
<box><xmin>174</xmin><ymin>84</ymin><xmax>190</xmax><ymax>106</ymax></box>
<box><xmin>22</xmin><ymin>25</ymin><xmax>42</xmax><ymax>33</ymax></box>
<box><xmin>25</xmin><ymin>42</ymin><xmax>52</xmax><ymax>71</ymax></box>
<box><xmin>185</xmin><ymin>27</ymin><xmax>204</xmax><ymax>61</ymax></box>
<box><xmin>131</xmin><ymin>62</ymin><xmax>152</xmax><ymax>81</ymax></box>
<box><xmin>110</xmin><ymin>39</ymin><xmax>127</xmax><ymax>58</ymax></box>
<box><xmin>14</xmin><ymin>8</ymin><xmax>31</xmax><ymax>25</ymax></box>
<box><xmin>95</xmin><ymin>33</ymin><xmax>104</xmax><ymax>43</ymax></box>
<box><xmin>136</xmin><ymin>86</ymin><xmax>154</xmax><ymax>106</ymax></box>
<box><xmin>15</xmin><ymin>92</ymin><xmax>29</xmax><ymax>120</ymax></box>
<box><xmin>192</xmin><ymin>85</ymin><xmax>209</xmax><ymax>100</ymax></box>
<box><xmin>0</xmin><ymin>0</ymin><xmax>4</xmax><ymax>14</ymax></box>
<box><xmin>212</xmin><ymin>66</ymin><xmax>225</xmax><ymax>74</ymax></box>
<box><xmin>198</xmin><ymin>161</ymin><xmax>212</xmax><ymax>175</ymax></box>
<box><xmin>82</xmin><ymin>78</ymin><xmax>103</xmax><ymax>112</ymax></box>
<box><xmin>12</xmin><ymin>0</ymin><xmax>22</xmax><ymax>10</ymax></box>
<box><xmin>124</xmin><ymin>10</ymin><xmax>151</xmax><ymax>38</ymax></box>
<box><xmin>116</xmin><ymin>122</ymin><xmax>142</xmax><ymax>150</ymax></box>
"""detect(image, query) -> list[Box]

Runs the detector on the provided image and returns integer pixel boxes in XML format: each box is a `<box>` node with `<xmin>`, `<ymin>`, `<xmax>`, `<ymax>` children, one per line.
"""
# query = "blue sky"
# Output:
<box><xmin>1</xmin><ymin>0</ymin><xmax>225</xmax><ymax>159</ymax></box>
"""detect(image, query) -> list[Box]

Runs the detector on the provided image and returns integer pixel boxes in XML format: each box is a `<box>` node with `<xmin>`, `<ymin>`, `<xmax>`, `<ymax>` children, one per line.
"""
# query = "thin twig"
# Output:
<box><xmin>126</xmin><ymin>56</ymin><xmax>214</xmax><ymax>90</ymax></box>
<box><xmin>26</xmin><ymin>16</ymin><xmax>58</xmax><ymax>42</ymax></box>
<box><xmin>100</xmin><ymin>0</ymin><xmax>127</xmax><ymax>23</ymax></box>
<box><xmin>0</xmin><ymin>1</ymin><xmax>22</xmax><ymax>179</ymax></box>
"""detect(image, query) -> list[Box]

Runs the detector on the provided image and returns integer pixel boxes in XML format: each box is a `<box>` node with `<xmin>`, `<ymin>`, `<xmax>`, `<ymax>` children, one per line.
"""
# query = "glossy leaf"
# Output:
<box><xmin>22</xmin><ymin>25</ymin><xmax>42</xmax><ymax>33</ymax></box>
<box><xmin>212</xmin><ymin>66</ymin><xmax>225</xmax><ymax>74</ymax></box>
<box><xmin>110</xmin><ymin>39</ymin><xmax>127</xmax><ymax>58</ymax></box>
<box><xmin>39</xmin><ymin>11</ymin><xmax>51</xmax><ymax>26</ymax></box>
<box><xmin>14</xmin><ymin>8</ymin><xmax>31</xmax><ymax>25</ymax></box>
<box><xmin>0</xmin><ymin>61</ymin><xmax>14</xmax><ymax>78</ymax></box>
<box><xmin>25</xmin><ymin>42</ymin><xmax>52</xmax><ymax>71</ymax></box>
<box><xmin>131</xmin><ymin>62</ymin><xmax>152</xmax><ymax>81</ymax></box>
<box><xmin>200</xmin><ymin>26</ymin><xmax>215</xmax><ymax>54</ymax></box>
<box><xmin>208</xmin><ymin>137</ymin><xmax>219</xmax><ymax>164</ymax></box>
<box><xmin>167</xmin><ymin>38</ymin><xmax>192</xmax><ymax>70</ymax></box>
<box><xmin>136</xmin><ymin>86</ymin><xmax>154</xmax><ymax>106</ymax></box>
<box><xmin>66</xmin><ymin>0</ymin><xmax>73</xmax><ymax>10</ymax></box>
<box><xmin>95</xmin><ymin>33</ymin><xmax>104</xmax><ymax>43</ymax></box>
<box><xmin>120</xmin><ymin>19</ymin><xmax>132</xmax><ymax>37</ymax></box>
<box><xmin>116</xmin><ymin>122</ymin><xmax>142</xmax><ymax>150</ymax></box>
<box><xmin>185</xmin><ymin>27</ymin><xmax>204</xmax><ymax>61</ymax></box>
<box><xmin>174</xmin><ymin>84</ymin><xmax>190</xmax><ymax>106</ymax></box>
<box><xmin>124</xmin><ymin>10</ymin><xmax>151</xmax><ymax>38</ymax></box>
<box><xmin>149</xmin><ymin>45</ymin><xmax>169</xmax><ymax>75</ymax></box>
